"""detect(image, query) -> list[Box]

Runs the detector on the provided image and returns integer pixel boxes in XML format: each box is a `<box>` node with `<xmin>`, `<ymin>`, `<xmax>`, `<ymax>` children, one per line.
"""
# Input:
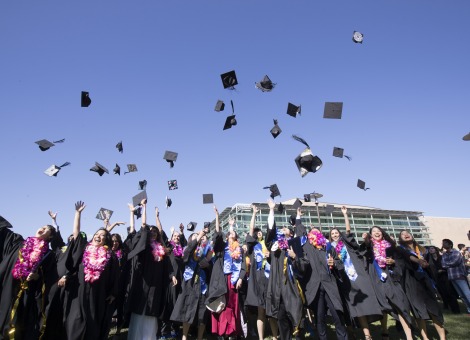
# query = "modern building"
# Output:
<box><xmin>213</xmin><ymin>198</ymin><xmax>432</xmax><ymax>245</ymax></box>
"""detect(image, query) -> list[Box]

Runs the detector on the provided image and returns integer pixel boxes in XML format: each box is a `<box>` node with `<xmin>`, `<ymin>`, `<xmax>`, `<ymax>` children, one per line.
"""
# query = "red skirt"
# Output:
<box><xmin>211</xmin><ymin>274</ymin><xmax>242</xmax><ymax>336</ymax></box>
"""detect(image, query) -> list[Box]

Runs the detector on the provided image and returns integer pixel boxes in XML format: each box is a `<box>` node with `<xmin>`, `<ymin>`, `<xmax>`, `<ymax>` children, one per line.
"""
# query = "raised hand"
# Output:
<box><xmin>213</xmin><ymin>205</ymin><xmax>219</xmax><ymax>215</ymax></box>
<box><xmin>251</xmin><ymin>204</ymin><xmax>259</xmax><ymax>214</ymax></box>
<box><xmin>287</xmin><ymin>246</ymin><xmax>296</xmax><ymax>259</ymax></box>
<box><xmin>341</xmin><ymin>206</ymin><xmax>348</xmax><ymax>215</ymax></box>
<box><xmin>267</xmin><ymin>199</ymin><xmax>275</xmax><ymax>210</ymax></box>
<box><xmin>75</xmin><ymin>201</ymin><xmax>86</xmax><ymax>213</ymax></box>
<box><xmin>48</xmin><ymin>211</ymin><xmax>58</xmax><ymax>221</ymax></box>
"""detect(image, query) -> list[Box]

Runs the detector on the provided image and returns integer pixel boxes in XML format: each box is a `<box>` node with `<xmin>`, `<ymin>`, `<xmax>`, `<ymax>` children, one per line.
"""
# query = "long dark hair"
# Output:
<box><xmin>111</xmin><ymin>233</ymin><xmax>124</xmax><ymax>250</ymax></box>
<box><xmin>368</xmin><ymin>226</ymin><xmax>396</xmax><ymax>246</ymax></box>
<box><xmin>92</xmin><ymin>228</ymin><xmax>113</xmax><ymax>248</ymax></box>
<box><xmin>398</xmin><ymin>230</ymin><xmax>426</xmax><ymax>254</ymax></box>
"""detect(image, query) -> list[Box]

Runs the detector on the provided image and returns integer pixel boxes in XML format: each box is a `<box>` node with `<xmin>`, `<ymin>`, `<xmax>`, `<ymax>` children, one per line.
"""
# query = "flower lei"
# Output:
<box><xmin>372</xmin><ymin>238</ymin><xmax>391</xmax><ymax>268</ymax></box>
<box><xmin>335</xmin><ymin>240</ymin><xmax>348</xmax><ymax>261</ymax></box>
<box><xmin>114</xmin><ymin>249</ymin><xmax>123</xmax><ymax>261</ymax></box>
<box><xmin>308</xmin><ymin>230</ymin><xmax>327</xmax><ymax>249</ymax></box>
<box><xmin>170</xmin><ymin>241</ymin><xmax>183</xmax><ymax>257</ymax></box>
<box><xmin>276</xmin><ymin>230</ymin><xmax>289</xmax><ymax>250</ymax></box>
<box><xmin>82</xmin><ymin>244</ymin><xmax>111</xmax><ymax>283</ymax></box>
<box><xmin>150</xmin><ymin>240</ymin><xmax>166</xmax><ymax>262</ymax></box>
<box><xmin>12</xmin><ymin>237</ymin><xmax>49</xmax><ymax>280</ymax></box>
<box><xmin>229</xmin><ymin>240</ymin><xmax>242</xmax><ymax>260</ymax></box>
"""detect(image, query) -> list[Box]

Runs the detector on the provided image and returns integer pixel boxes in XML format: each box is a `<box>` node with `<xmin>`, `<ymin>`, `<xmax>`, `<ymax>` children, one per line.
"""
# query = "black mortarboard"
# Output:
<box><xmin>203</xmin><ymin>194</ymin><xmax>214</xmax><ymax>204</ymax></box>
<box><xmin>263</xmin><ymin>184</ymin><xmax>280</xmax><ymax>199</ymax></box>
<box><xmin>81</xmin><ymin>91</ymin><xmax>91</xmax><ymax>107</ymax></box>
<box><xmin>288</xmin><ymin>236</ymin><xmax>304</xmax><ymax>258</ymax></box>
<box><xmin>44</xmin><ymin>162</ymin><xmax>71</xmax><ymax>177</ymax></box>
<box><xmin>90</xmin><ymin>162</ymin><xmax>109</xmax><ymax>176</ymax></box>
<box><xmin>357</xmin><ymin>179</ymin><xmax>370</xmax><ymax>191</ymax></box>
<box><xmin>293</xmin><ymin>198</ymin><xmax>303</xmax><ymax>210</ymax></box>
<box><xmin>352</xmin><ymin>31</ymin><xmax>364</xmax><ymax>44</ymax></box>
<box><xmin>215</xmin><ymin>100</ymin><xmax>225</xmax><ymax>112</ymax></box>
<box><xmin>168</xmin><ymin>180</ymin><xmax>178</xmax><ymax>190</ymax></box>
<box><xmin>332</xmin><ymin>147</ymin><xmax>352</xmax><ymax>160</ymax></box>
<box><xmin>96</xmin><ymin>208</ymin><xmax>113</xmax><ymax>220</ymax></box>
<box><xmin>165</xmin><ymin>196</ymin><xmax>172</xmax><ymax>209</ymax></box>
<box><xmin>204</xmin><ymin>222</ymin><xmax>211</xmax><ymax>229</ymax></box>
<box><xmin>223</xmin><ymin>100</ymin><xmax>237</xmax><ymax>130</ymax></box>
<box><xmin>132</xmin><ymin>190</ymin><xmax>147</xmax><ymax>207</ymax></box>
<box><xmin>292</xmin><ymin>135</ymin><xmax>323</xmax><ymax>177</ymax></box>
<box><xmin>270</xmin><ymin>119</ymin><xmax>282</xmax><ymax>138</ymax></box>
<box><xmin>116</xmin><ymin>141</ymin><xmax>123</xmax><ymax>153</ymax></box>
<box><xmin>187</xmin><ymin>222</ymin><xmax>197</xmax><ymax>231</ymax></box>
<box><xmin>304</xmin><ymin>194</ymin><xmax>311</xmax><ymax>202</ymax></box>
<box><xmin>138</xmin><ymin>180</ymin><xmax>147</xmax><ymax>190</ymax></box>
<box><xmin>124</xmin><ymin>164</ymin><xmax>138</xmax><ymax>174</ymax></box>
<box><xmin>35</xmin><ymin>138</ymin><xmax>65</xmax><ymax>152</ymax></box>
<box><xmin>113</xmin><ymin>164</ymin><xmax>120</xmax><ymax>175</ymax></box>
<box><xmin>163</xmin><ymin>151</ymin><xmax>178</xmax><ymax>168</ymax></box>
<box><xmin>286</xmin><ymin>103</ymin><xmax>301</xmax><ymax>118</ymax></box>
<box><xmin>323</xmin><ymin>102</ymin><xmax>343</xmax><ymax>119</ymax></box>
<box><xmin>463</xmin><ymin>132</ymin><xmax>470</xmax><ymax>141</ymax></box>
<box><xmin>255</xmin><ymin>75</ymin><xmax>276</xmax><ymax>92</ymax></box>
<box><xmin>277</xmin><ymin>202</ymin><xmax>285</xmax><ymax>213</ymax></box>
<box><xmin>221</xmin><ymin>70</ymin><xmax>238</xmax><ymax>89</ymax></box>
<box><xmin>324</xmin><ymin>204</ymin><xmax>334</xmax><ymax>214</ymax></box>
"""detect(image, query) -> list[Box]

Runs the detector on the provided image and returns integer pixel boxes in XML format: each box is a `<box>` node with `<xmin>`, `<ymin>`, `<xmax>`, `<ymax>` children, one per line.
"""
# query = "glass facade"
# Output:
<box><xmin>211</xmin><ymin>201</ymin><xmax>431</xmax><ymax>245</ymax></box>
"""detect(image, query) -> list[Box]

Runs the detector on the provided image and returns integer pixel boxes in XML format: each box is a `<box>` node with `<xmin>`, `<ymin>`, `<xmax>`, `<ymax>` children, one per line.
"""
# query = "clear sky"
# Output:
<box><xmin>1</xmin><ymin>0</ymin><xmax>469</xmax><ymax>240</ymax></box>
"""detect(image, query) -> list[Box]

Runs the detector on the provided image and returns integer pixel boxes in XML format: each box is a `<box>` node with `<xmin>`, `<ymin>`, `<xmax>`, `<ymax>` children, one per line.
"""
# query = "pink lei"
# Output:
<box><xmin>150</xmin><ymin>240</ymin><xmax>166</xmax><ymax>262</ymax></box>
<box><xmin>170</xmin><ymin>241</ymin><xmax>183</xmax><ymax>257</ymax></box>
<box><xmin>335</xmin><ymin>240</ymin><xmax>345</xmax><ymax>254</ymax></box>
<box><xmin>12</xmin><ymin>237</ymin><xmax>49</xmax><ymax>280</ymax></box>
<box><xmin>372</xmin><ymin>239</ymin><xmax>391</xmax><ymax>268</ymax></box>
<box><xmin>83</xmin><ymin>244</ymin><xmax>111</xmax><ymax>283</ymax></box>
<box><xmin>114</xmin><ymin>249</ymin><xmax>123</xmax><ymax>261</ymax></box>
<box><xmin>308</xmin><ymin>230</ymin><xmax>327</xmax><ymax>249</ymax></box>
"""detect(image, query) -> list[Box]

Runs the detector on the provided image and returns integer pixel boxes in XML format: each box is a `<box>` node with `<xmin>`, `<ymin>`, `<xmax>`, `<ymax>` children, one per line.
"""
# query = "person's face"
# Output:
<box><xmin>442</xmin><ymin>241</ymin><xmax>451</xmax><ymax>250</ymax></box>
<box><xmin>112</xmin><ymin>237</ymin><xmax>120</xmax><ymax>251</ymax></box>
<box><xmin>429</xmin><ymin>247</ymin><xmax>436</xmax><ymax>254</ymax></box>
<box><xmin>36</xmin><ymin>225</ymin><xmax>52</xmax><ymax>240</ymax></box>
<box><xmin>330</xmin><ymin>229</ymin><xmax>340</xmax><ymax>242</ymax></box>
<box><xmin>172</xmin><ymin>232</ymin><xmax>180</xmax><ymax>243</ymax></box>
<box><xmin>228</xmin><ymin>230</ymin><xmax>236</xmax><ymax>241</ymax></box>
<box><xmin>371</xmin><ymin>227</ymin><xmax>383</xmax><ymax>241</ymax></box>
<box><xmin>400</xmin><ymin>231</ymin><xmax>413</xmax><ymax>243</ymax></box>
<box><xmin>92</xmin><ymin>230</ymin><xmax>107</xmax><ymax>247</ymax></box>
<box><xmin>150</xmin><ymin>228</ymin><xmax>159</xmax><ymax>240</ymax></box>
<box><xmin>257</xmin><ymin>231</ymin><xmax>263</xmax><ymax>240</ymax></box>
<box><xmin>200</xmin><ymin>234</ymin><xmax>207</xmax><ymax>244</ymax></box>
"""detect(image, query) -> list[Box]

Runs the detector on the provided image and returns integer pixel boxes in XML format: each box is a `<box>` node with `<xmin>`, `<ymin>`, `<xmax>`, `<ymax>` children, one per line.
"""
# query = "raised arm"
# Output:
<box><xmin>48</xmin><ymin>210</ymin><xmax>59</xmax><ymax>231</ymax></box>
<box><xmin>214</xmin><ymin>205</ymin><xmax>219</xmax><ymax>233</ymax></box>
<box><xmin>341</xmin><ymin>206</ymin><xmax>351</xmax><ymax>234</ymax></box>
<box><xmin>128</xmin><ymin>204</ymin><xmax>136</xmax><ymax>234</ymax></box>
<box><xmin>155</xmin><ymin>207</ymin><xmax>163</xmax><ymax>234</ymax></box>
<box><xmin>107</xmin><ymin>221</ymin><xmax>126</xmax><ymax>233</ymax></box>
<box><xmin>249</xmin><ymin>205</ymin><xmax>259</xmax><ymax>236</ymax></box>
<box><xmin>73</xmin><ymin>201</ymin><xmax>86</xmax><ymax>240</ymax></box>
<box><xmin>141</xmin><ymin>198</ymin><xmax>147</xmax><ymax>227</ymax></box>
<box><xmin>267</xmin><ymin>199</ymin><xmax>275</xmax><ymax>230</ymax></box>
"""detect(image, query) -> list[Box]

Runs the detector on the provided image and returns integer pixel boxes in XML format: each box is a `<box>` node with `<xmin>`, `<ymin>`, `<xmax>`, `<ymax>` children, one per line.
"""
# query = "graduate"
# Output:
<box><xmin>329</xmin><ymin>206</ymin><xmax>383</xmax><ymax>340</ymax></box>
<box><xmin>397</xmin><ymin>230</ymin><xmax>446</xmax><ymax>340</ymax></box>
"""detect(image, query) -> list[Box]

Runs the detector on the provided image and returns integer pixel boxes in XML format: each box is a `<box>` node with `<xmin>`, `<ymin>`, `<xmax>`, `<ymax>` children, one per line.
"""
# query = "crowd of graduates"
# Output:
<box><xmin>1</xmin><ymin>198</ymin><xmax>469</xmax><ymax>340</ymax></box>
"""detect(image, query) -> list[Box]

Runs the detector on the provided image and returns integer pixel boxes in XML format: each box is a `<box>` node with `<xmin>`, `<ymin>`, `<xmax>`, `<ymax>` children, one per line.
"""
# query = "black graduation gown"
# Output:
<box><xmin>125</xmin><ymin>226</ymin><xmax>173</xmax><ymax>319</ymax></box>
<box><xmin>396</xmin><ymin>246</ymin><xmax>443</xmax><ymax>324</ymax></box>
<box><xmin>170</xmin><ymin>239</ymin><xmax>212</xmax><ymax>324</ymax></box>
<box><xmin>244</xmin><ymin>234</ymin><xmax>268</xmax><ymax>308</ymax></box>
<box><xmin>361</xmin><ymin>243</ymin><xmax>413</xmax><ymax>324</ymax></box>
<box><xmin>335</xmin><ymin>232</ymin><xmax>383</xmax><ymax>323</ymax></box>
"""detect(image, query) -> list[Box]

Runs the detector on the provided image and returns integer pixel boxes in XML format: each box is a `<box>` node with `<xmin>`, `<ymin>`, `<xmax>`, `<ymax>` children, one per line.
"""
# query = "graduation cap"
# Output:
<box><xmin>357</xmin><ymin>179</ymin><xmax>370</xmax><ymax>191</ymax></box>
<box><xmin>138</xmin><ymin>180</ymin><xmax>147</xmax><ymax>190</ymax></box>
<box><xmin>163</xmin><ymin>151</ymin><xmax>178</xmax><ymax>168</ymax></box>
<box><xmin>203</xmin><ymin>194</ymin><xmax>214</xmax><ymax>204</ymax></box>
<box><xmin>203</xmin><ymin>222</ymin><xmax>211</xmax><ymax>229</ymax></box>
<box><xmin>263</xmin><ymin>184</ymin><xmax>281</xmax><ymax>199</ymax></box>
<box><xmin>113</xmin><ymin>164</ymin><xmax>120</xmax><ymax>175</ymax></box>
<box><xmin>288</xmin><ymin>236</ymin><xmax>304</xmax><ymax>258</ymax></box>
<box><xmin>277</xmin><ymin>202</ymin><xmax>285</xmax><ymax>213</ymax></box>
<box><xmin>132</xmin><ymin>190</ymin><xmax>147</xmax><ymax>219</ymax></box>
<box><xmin>90</xmin><ymin>162</ymin><xmax>109</xmax><ymax>176</ymax></box>
<box><xmin>221</xmin><ymin>70</ymin><xmax>238</xmax><ymax>89</ymax></box>
<box><xmin>463</xmin><ymin>132</ymin><xmax>470</xmax><ymax>141</ymax></box>
<box><xmin>324</xmin><ymin>204</ymin><xmax>334</xmax><ymax>214</ymax></box>
<box><xmin>292</xmin><ymin>135</ymin><xmax>323</xmax><ymax>177</ymax></box>
<box><xmin>270</xmin><ymin>119</ymin><xmax>282</xmax><ymax>139</ymax></box>
<box><xmin>116</xmin><ymin>141</ymin><xmax>123</xmax><ymax>153</ymax></box>
<box><xmin>35</xmin><ymin>138</ymin><xmax>65</xmax><ymax>152</ymax></box>
<box><xmin>223</xmin><ymin>100</ymin><xmax>237</xmax><ymax>130</ymax></box>
<box><xmin>304</xmin><ymin>194</ymin><xmax>311</xmax><ymax>202</ymax></box>
<box><xmin>187</xmin><ymin>222</ymin><xmax>197</xmax><ymax>231</ymax></box>
<box><xmin>168</xmin><ymin>180</ymin><xmax>178</xmax><ymax>190</ymax></box>
<box><xmin>352</xmin><ymin>31</ymin><xmax>364</xmax><ymax>44</ymax></box>
<box><xmin>286</xmin><ymin>103</ymin><xmax>301</xmax><ymax>118</ymax></box>
<box><xmin>215</xmin><ymin>100</ymin><xmax>225</xmax><ymax>112</ymax></box>
<box><xmin>81</xmin><ymin>91</ymin><xmax>91</xmax><ymax>107</ymax></box>
<box><xmin>255</xmin><ymin>75</ymin><xmax>276</xmax><ymax>92</ymax></box>
<box><xmin>124</xmin><ymin>164</ymin><xmax>138</xmax><ymax>175</ymax></box>
<box><xmin>96</xmin><ymin>208</ymin><xmax>113</xmax><ymax>220</ymax></box>
<box><xmin>323</xmin><ymin>102</ymin><xmax>343</xmax><ymax>119</ymax></box>
<box><xmin>332</xmin><ymin>147</ymin><xmax>352</xmax><ymax>161</ymax></box>
<box><xmin>293</xmin><ymin>198</ymin><xmax>303</xmax><ymax>210</ymax></box>
<box><xmin>165</xmin><ymin>196</ymin><xmax>172</xmax><ymax>209</ymax></box>
<box><xmin>44</xmin><ymin>162</ymin><xmax>71</xmax><ymax>177</ymax></box>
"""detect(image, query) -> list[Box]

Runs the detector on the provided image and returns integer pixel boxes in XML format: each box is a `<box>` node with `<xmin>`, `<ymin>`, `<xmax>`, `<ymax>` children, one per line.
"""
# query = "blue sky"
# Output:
<box><xmin>1</xmin><ymin>0</ymin><xmax>469</xmax><ymax>239</ymax></box>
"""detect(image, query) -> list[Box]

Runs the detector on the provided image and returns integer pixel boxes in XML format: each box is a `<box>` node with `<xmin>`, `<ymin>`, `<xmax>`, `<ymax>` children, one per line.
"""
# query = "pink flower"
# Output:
<box><xmin>372</xmin><ymin>239</ymin><xmax>391</xmax><ymax>268</ymax></box>
<box><xmin>83</xmin><ymin>244</ymin><xmax>111</xmax><ymax>283</ymax></box>
<box><xmin>170</xmin><ymin>241</ymin><xmax>183</xmax><ymax>257</ymax></box>
<box><xmin>308</xmin><ymin>230</ymin><xmax>327</xmax><ymax>249</ymax></box>
<box><xmin>12</xmin><ymin>237</ymin><xmax>49</xmax><ymax>280</ymax></box>
<box><xmin>150</xmin><ymin>240</ymin><xmax>166</xmax><ymax>262</ymax></box>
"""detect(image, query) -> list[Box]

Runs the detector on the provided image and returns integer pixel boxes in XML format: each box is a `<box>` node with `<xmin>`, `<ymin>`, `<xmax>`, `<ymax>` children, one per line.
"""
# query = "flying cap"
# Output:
<box><xmin>203</xmin><ymin>194</ymin><xmax>214</xmax><ymax>204</ymax></box>
<box><xmin>293</xmin><ymin>198</ymin><xmax>303</xmax><ymax>210</ymax></box>
<box><xmin>124</xmin><ymin>164</ymin><xmax>138</xmax><ymax>174</ymax></box>
<box><xmin>81</xmin><ymin>91</ymin><xmax>91</xmax><ymax>107</ymax></box>
<box><xmin>333</xmin><ymin>147</ymin><xmax>352</xmax><ymax>160</ymax></box>
<box><xmin>277</xmin><ymin>202</ymin><xmax>285</xmax><ymax>213</ymax></box>
<box><xmin>352</xmin><ymin>31</ymin><xmax>364</xmax><ymax>44</ymax></box>
<box><xmin>116</xmin><ymin>141</ymin><xmax>123</xmax><ymax>153</ymax></box>
<box><xmin>292</xmin><ymin>135</ymin><xmax>323</xmax><ymax>177</ymax></box>
<box><xmin>90</xmin><ymin>162</ymin><xmax>109</xmax><ymax>176</ymax></box>
<box><xmin>255</xmin><ymin>75</ymin><xmax>276</xmax><ymax>92</ymax></box>
<box><xmin>221</xmin><ymin>70</ymin><xmax>238</xmax><ymax>89</ymax></box>
<box><xmin>35</xmin><ymin>138</ymin><xmax>65</xmax><ymax>152</ymax></box>
<box><xmin>463</xmin><ymin>132</ymin><xmax>470</xmax><ymax>141</ymax></box>
<box><xmin>163</xmin><ymin>151</ymin><xmax>178</xmax><ymax>168</ymax></box>
<box><xmin>138</xmin><ymin>180</ymin><xmax>147</xmax><ymax>190</ymax></box>
<box><xmin>323</xmin><ymin>102</ymin><xmax>343</xmax><ymax>119</ymax></box>
<box><xmin>168</xmin><ymin>180</ymin><xmax>178</xmax><ymax>190</ymax></box>
<box><xmin>263</xmin><ymin>184</ymin><xmax>280</xmax><ymax>199</ymax></box>
<box><xmin>44</xmin><ymin>162</ymin><xmax>71</xmax><ymax>177</ymax></box>
<box><xmin>187</xmin><ymin>222</ymin><xmax>197</xmax><ymax>231</ymax></box>
<box><xmin>113</xmin><ymin>164</ymin><xmax>121</xmax><ymax>175</ymax></box>
<box><xmin>215</xmin><ymin>100</ymin><xmax>225</xmax><ymax>112</ymax></box>
<box><xmin>286</xmin><ymin>103</ymin><xmax>301</xmax><ymax>118</ymax></box>
<box><xmin>132</xmin><ymin>190</ymin><xmax>147</xmax><ymax>207</ymax></box>
<box><xmin>303</xmin><ymin>194</ymin><xmax>311</xmax><ymax>202</ymax></box>
<box><xmin>357</xmin><ymin>179</ymin><xmax>370</xmax><ymax>191</ymax></box>
<box><xmin>223</xmin><ymin>100</ymin><xmax>237</xmax><ymax>130</ymax></box>
<box><xmin>270</xmin><ymin>119</ymin><xmax>282</xmax><ymax>138</ymax></box>
<box><xmin>96</xmin><ymin>208</ymin><xmax>113</xmax><ymax>220</ymax></box>
<box><xmin>165</xmin><ymin>196</ymin><xmax>172</xmax><ymax>209</ymax></box>
<box><xmin>203</xmin><ymin>222</ymin><xmax>211</xmax><ymax>229</ymax></box>
<box><xmin>324</xmin><ymin>204</ymin><xmax>334</xmax><ymax>214</ymax></box>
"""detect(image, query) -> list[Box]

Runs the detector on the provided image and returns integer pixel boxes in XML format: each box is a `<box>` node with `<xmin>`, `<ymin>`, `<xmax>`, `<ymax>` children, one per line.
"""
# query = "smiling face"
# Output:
<box><xmin>36</xmin><ymin>225</ymin><xmax>52</xmax><ymax>240</ymax></box>
<box><xmin>92</xmin><ymin>230</ymin><xmax>107</xmax><ymax>247</ymax></box>
<box><xmin>256</xmin><ymin>230</ymin><xmax>263</xmax><ymax>241</ymax></box>
<box><xmin>171</xmin><ymin>232</ymin><xmax>180</xmax><ymax>244</ymax></box>
<box><xmin>330</xmin><ymin>229</ymin><xmax>340</xmax><ymax>242</ymax></box>
<box><xmin>112</xmin><ymin>236</ymin><xmax>120</xmax><ymax>251</ymax></box>
<box><xmin>371</xmin><ymin>227</ymin><xmax>383</xmax><ymax>241</ymax></box>
<box><xmin>399</xmin><ymin>230</ymin><xmax>413</xmax><ymax>244</ymax></box>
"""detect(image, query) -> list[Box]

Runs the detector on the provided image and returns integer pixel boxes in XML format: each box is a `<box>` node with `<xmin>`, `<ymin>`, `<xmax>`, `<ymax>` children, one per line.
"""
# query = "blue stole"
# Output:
<box><xmin>331</xmin><ymin>241</ymin><xmax>358</xmax><ymax>281</ymax></box>
<box><xmin>253</xmin><ymin>243</ymin><xmax>264</xmax><ymax>270</ymax></box>
<box><xmin>224</xmin><ymin>242</ymin><xmax>242</xmax><ymax>285</ymax></box>
<box><xmin>183</xmin><ymin>244</ymin><xmax>210</xmax><ymax>294</ymax></box>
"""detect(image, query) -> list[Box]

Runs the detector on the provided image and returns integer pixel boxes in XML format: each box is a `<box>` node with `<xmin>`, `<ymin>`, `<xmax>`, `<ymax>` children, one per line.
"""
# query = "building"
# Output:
<box><xmin>212</xmin><ymin>199</ymin><xmax>432</xmax><ymax>245</ymax></box>
<box><xmin>420</xmin><ymin>216</ymin><xmax>470</xmax><ymax>248</ymax></box>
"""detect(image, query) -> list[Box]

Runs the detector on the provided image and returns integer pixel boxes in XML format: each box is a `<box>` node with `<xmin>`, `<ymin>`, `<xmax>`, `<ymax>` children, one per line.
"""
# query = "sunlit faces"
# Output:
<box><xmin>172</xmin><ymin>232</ymin><xmax>181</xmax><ymax>244</ymax></box>
<box><xmin>227</xmin><ymin>230</ymin><xmax>237</xmax><ymax>241</ymax></box>
<box><xmin>282</xmin><ymin>226</ymin><xmax>292</xmax><ymax>237</ymax></box>
<box><xmin>371</xmin><ymin>227</ymin><xmax>383</xmax><ymax>241</ymax></box>
<box><xmin>330</xmin><ymin>229</ymin><xmax>340</xmax><ymax>242</ymax></box>
<box><xmin>399</xmin><ymin>230</ymin><xmax>413</xmax><ymax>243</ymax></box>
<box><xmin>428</xmin><ymin>246</ymin><xmax>437</xmax><ymax>254</ymax></box>
<box><xmin>92</xmin><ymin>230</ymin><xmax>107</xmax><ymax>247</ymax></box>
<box><xmin>149</xmin><ymin>227</ymin><xmax>159</xmax><ymax>240</ymax></box>
<box><xmin>256</xmin><ymin>230</ymin><xmax>263</xmax><ymax>241</ymax></box>
<box><xmin>36</xmin><ymin>225</ymin><xmax>52</xmax><ymax>240</ymax></box>
<box><xmin>112</xmin><ymin>236</ymin><xmax>120</xmax><ymax>251</ymax></box>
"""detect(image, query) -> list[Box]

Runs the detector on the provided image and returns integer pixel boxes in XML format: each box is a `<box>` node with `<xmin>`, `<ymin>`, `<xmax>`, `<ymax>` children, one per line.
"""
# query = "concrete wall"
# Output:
<box><xmin>423</xmin><ymin>216</ymin><xmax>470</xmax><ymax>247</ymax></box>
